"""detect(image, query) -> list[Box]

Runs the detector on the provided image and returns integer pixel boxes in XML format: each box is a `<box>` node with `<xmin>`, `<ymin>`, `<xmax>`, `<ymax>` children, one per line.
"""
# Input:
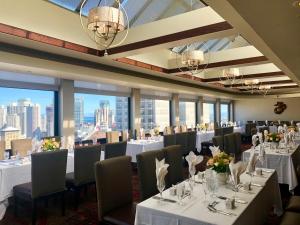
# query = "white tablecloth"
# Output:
<box><xmin>242</xmin><ymin>145</ymin><xmax>300</xmax><ymax>190</ymax></box>
<box><xmin>196</xmin><ymin>127</ymin><xmax>242</xmax><ymax>151</ymax></box>
<box><xmin>126</xmin><ymin>140</ymin><xmax>164</xmax><ymax>163</ymax></box>
<box><xmin>135</xmin><ymin>170</ymin><xmax>282</xmax><ymax>225</ymax></box>
<box><xmin>0</xmin><ymin>154</ymin><xmax>74</xmax><ymax>220</ymax></box>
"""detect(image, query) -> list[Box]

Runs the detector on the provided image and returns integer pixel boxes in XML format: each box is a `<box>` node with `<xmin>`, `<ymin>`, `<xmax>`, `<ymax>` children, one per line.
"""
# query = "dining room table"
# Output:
<box><xmin>242</xmin><ymin>143</ymin><xmax>300</xmax><ymax>191</ymax></box>
<box><xmin>0</xmin><ymin>153</ymin><xmax>75</xmax><ymax>220</ymax></box>
<box><xmin>135</xmin><ymin>169</ymin><xmax>282</xmax><ymax>225</ymax></box>
<box><xmin>196</xmin><ymin>127</ymin><xmax>242</xmax><ymax>152</ymax></box>
<box><xmin>126</xmin><ymin>137</ymin><xmax>164</xmax><ymax>163</ymax></box>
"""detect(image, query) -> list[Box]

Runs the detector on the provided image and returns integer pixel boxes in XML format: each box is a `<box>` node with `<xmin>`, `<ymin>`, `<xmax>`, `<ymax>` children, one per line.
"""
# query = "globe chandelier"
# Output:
<box><xmin>79</xmin><ymin>0</ymin><xmax>129</xmax><ymax>56</ymax></box>
<box><xmin>244</xmin><ymin>79</ymin><xmax>260</xmax><ymax>94</ymax></box>
<box><xmin>220</xmin><ymin>68</ymin><xmax>242</xmax><ymax>87</ymax></box>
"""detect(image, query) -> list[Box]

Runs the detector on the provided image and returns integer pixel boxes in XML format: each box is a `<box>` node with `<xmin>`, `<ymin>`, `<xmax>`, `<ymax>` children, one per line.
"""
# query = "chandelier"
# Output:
<box><xmin>244</xmin><ymin>79</ymin><xmax>260</xmax><ymax>94</ymax></box>
<box><xmin>79</xmin><ymin>0</ymin><xmax>129</xmax><ymax>56</ymax></box>
<box><xmin>181</xmin><ymin>48</ymin><xmax>205</xmax><ymax>74</ymax></box>
<box><xmin>220</xmin><ymin>68</ymin><xmax>242</xmax><ymax>86</ymax></box>
<box><xmin>258</xmin><ymin>85</ymin><xmax>271</xmax><ymax>96</ymax></box>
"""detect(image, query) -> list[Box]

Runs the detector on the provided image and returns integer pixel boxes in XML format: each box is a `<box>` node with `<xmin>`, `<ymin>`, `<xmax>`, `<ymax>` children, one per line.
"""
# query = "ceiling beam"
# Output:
<box><xmin>224</xmin><ymin>80</ymin><xmax>294</xmax><ymax>88</ymax></box>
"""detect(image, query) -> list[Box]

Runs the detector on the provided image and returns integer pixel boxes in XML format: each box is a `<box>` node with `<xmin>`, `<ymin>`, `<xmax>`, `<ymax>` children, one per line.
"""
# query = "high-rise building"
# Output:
<box><xmin>95</xmin><ymin>100</ymin><xmax>110</xmax><ymax>131</ymax></box>
<box><xmin>115</xmin><ymin>97</ymin><xmax>128</xmax><ymax>131</ymax></box>
<box><xmin>74</xmin><ymin>97</ymin><xmax>84</xmax><ymax>129</ymax></box>
<box><xmin>0</xmin><ymin>105</ymin><xmax>7</xmax><ymax>129</ymax></box>
<box><xmin>140</xmin><ymin>98</ymin><xmax>154</xmax><ymax>130</ymax></box>
<box><xmin>46</xmin><ymin>105</ymin><xmax>54</xmax><ymax>136</ymax></box>
<box><xmin>179</xmin><ymin>102</ymin><xmax>196</xmax><ymax>127</ymax></box>
<box><xmin>26</xmin><ymin>104</ymin><xmax>41</xmax><ymax>138</ymax></box>
<box><xmin>6</xmin><ymin>114</ymin><xmax>20</xmax><ymax>129</ymax></box>
<box><xmin>0</xmin><ymin>126</ymin><xmax>21</xmax><ymax>149</ymax></box>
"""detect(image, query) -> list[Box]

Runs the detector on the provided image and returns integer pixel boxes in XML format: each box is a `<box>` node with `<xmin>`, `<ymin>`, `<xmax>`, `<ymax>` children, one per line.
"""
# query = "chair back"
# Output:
<box><xmin>245</xmin><ymin>123</ymin><xmax>256</xmax><ymax>135</ymax></box>
<box><xmin>234</xmin><ymin>132</ymin><xmax>242</xmax><ymax>155</ymax></box>
<box><xmin>31</xmin><ymin>149</ymin><xmax>68</xmax><ymax>199</ymax></box>
<box><xmin>223</xmin><ymin>126</ymin><xmax>234</xmax><ymax>135</ymax></box>
<box><xmin>104</xmin><ymin>141</ymin><xmax>127</xmax><ymax>160</ymax></box>
<box><xmin>180</xmin><ymin>125</ymin><xmax>187</xmax><ymax>133</ymax></box>
<box><xmin>121</xmin><ymin>130</ymin><xmax>128</xmax><ymax>141</ymax></box>
<box><xmin>0</xmin><ymin>140</ymin><xmax>5</xmax><ymax>160</ymax></box>
<box><xmin>162</xmin><ymin>145</ymin><xmax>183</xmax><ymax>188</ymax></box>
<box><xmin>258</xmin><ymin>126</ymin><xmax>269</xmax><ymax>133</ymax></box>
<box><xmin>97</xmin><ymin>138</ymin><xmax>107</xmax><ymax>144</ymax></box>
<box><xmin>81</xmin><ymin>139</ymin><xmax>93</xmax><ymax>146</ymax></box>
<box><xmin>187</xmin><ymin>131</ymin><xmax>196</xmax><ymax>152</ymax></box>
<box><xmin>163</xmin><ymin>134</ymin><xmax>176</xmax><ymax>147</ymax></box>
<box><xmin>11</xmin><ymin>138</ymin><xmax>32</xmax><ymax>157</ymax></box>
<box><xmin>214</xmin><ymin>128</ymin><xmax>223</xmax><ymax>136</ymax></box>
<box><xmin>74</xmin><ymin>145</ymin><xmax>101</xmax><ymax>186</ymax></box>
<box><xmin>106</xmin><ymin>131</ymin><xmax>119</xmax><ymax>143</ymax></box>
<box><xmin>136</xmin><ymin>150</ymin><xmax>165</xmax><ymax>201</ymax></box>
<box><xmin>175</xmin><ymin>132</ymin><xmax>188</xmax><ymax>155</ymax></box>
<box><xmin>95</xmin><ymin>156</ymin><xmax>132</xmax><ymax>221</ymax></box>
<box><xmin>224</xmin><ymin>133</ymin><xmax>235</xmax><ymax>154</ymax></box>
<box><xmin>164</xmin><ymin>126</ymin><xmax>172</xmax><ymax>135</ymax></box>
<box><xmin>212</xmin><ymin>135</ymin><xmax>224</xmax><ymax>151</ymax></box>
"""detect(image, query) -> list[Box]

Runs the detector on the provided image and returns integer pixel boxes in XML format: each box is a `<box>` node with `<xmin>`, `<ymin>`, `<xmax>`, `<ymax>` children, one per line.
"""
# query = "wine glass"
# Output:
<box><xmin>189</xmin><ymin>165</ymin><xmax>196</xmax><ymax>185</ymax></box>
<box><xmin>205</xmin><ymin>170</ymin><xmax>219</xmax><ymax>201</ymax></box>
<box><xmin>157</xmin><ymin>179</ymin><xmax>165</xmax><ymax>202</ymax></box>
<box><xmin>176</xmin><ymin>183</ymin><xmax>185</xmax><ymax>205</ymax></box>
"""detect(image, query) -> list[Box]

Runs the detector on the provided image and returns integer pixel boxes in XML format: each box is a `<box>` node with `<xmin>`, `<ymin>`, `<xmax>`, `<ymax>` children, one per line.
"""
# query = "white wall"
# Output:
<box><xmin>235</xmin><ymin>97</ymin><xmax>300</xmax><ymax>122</ymax></box>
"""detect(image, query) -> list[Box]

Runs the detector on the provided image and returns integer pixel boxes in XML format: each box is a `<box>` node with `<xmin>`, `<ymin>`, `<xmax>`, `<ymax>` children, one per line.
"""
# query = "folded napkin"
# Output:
<box><xmin>258</xmin><ymin>145</ymin><xmax>266</xmax><ymax>164</ymax></box>
<box><xmin>209</xmin><ymin>145</ymin><xmax>221</xmax><ymax>157</ymax></box>
<box><xmin>257</xmin><ymin>132</ymin><xmax>263</xmax><ymax>144</ymax></box>
<box><xmin>252</xmin><ymin>134</ymin><xmax>258</xmax><ymax>147</ymax></box>
<box><xmin>265</xmin><ymin>120</ymin><xmax>268</xmax><ymax>125</ymax></box>
<box><xmin>229</xmin><ymin>160</ymin><xmax>247</xmax><ymax>186</ymax></box>
<box><xmin>278</xmin><ymin>126</ymin><xmax>283</xmax><ymax>134</ymax></box>
<box><xmin>185</xmin><ymin>151</ymin><xmax>203</xmax><ymax>175</ymax></box>
<box><xmin>246</xmin><ymin>149</ymin><xmax>258</xmax><ymax>174</ymax></box>
<box><xmin>155</xmin><ymin>158</ymin><xmax>169</xmax><ymax>187</ymax></box>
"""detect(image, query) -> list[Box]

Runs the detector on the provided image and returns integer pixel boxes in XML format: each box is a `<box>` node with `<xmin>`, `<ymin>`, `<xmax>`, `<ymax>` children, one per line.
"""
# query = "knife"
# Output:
<box><xmin>217</xmin><ymin>196</ymin><xmax>248</xmax><ymax>204</ymax></box>
<box><xmin>207</xmin><ymin>205</ymin><xmax>237</xmax><ymax>216</ymax></box>
<box><xmin>152</xmin><ymin>196</ymin><xmax>177</xmax><ymax>203</ymax></box>
<box><xmin>251</xmin><ymin>183</ymin><xmax>264</xmax><ymax>187</ymax></box>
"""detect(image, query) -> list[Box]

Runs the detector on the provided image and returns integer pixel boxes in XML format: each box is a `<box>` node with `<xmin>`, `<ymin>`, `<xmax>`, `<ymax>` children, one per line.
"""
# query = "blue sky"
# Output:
<box><xmin>75</xmin><ymin>93</ymin><xmax>116</xmax><ymax>116</ymax></box>
<box><xmin>0</xmin><ymin>87</ymin><xmax>53</xmax><ymax>114</ymax></box>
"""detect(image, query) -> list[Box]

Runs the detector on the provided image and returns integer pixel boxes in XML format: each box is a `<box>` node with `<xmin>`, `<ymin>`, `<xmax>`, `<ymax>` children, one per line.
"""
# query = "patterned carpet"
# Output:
<box><xmin>0</xmin><ymin>144</ymin><xmax>292</xmax><ymax>225</ymax></box>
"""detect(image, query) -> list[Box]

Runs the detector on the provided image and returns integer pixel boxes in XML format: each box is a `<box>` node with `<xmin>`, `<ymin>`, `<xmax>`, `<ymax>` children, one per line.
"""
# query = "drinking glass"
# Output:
<box><xmin>176</xmin><ymin>183</ymin><xmax>185</xmax><ymax>205</ymax></box>
<box><xmin>205</xmin><ymin>170</ymin><xmax>218</xmax><ymax>200</ymax></box>
<box><xmin>189</xmin><ymin>165</ymin><xmax>196</xmax><ymax>185</ymax></box>
<box><xmin>157</xmin><ymin>180</ymin><xmax>165</xmax><ymax>202</ymax></box>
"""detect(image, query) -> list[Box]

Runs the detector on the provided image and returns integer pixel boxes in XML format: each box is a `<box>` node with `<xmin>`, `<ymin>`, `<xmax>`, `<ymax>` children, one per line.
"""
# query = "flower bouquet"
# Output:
<box><xmin>41</xmin><ymin>138</ymin><xmax>60</xmax><ymax>151</ymax></box>
<box><xmin>266</xmin><ymin>133</ymin><xmax>282</xmax><ymax>143</ymax></box>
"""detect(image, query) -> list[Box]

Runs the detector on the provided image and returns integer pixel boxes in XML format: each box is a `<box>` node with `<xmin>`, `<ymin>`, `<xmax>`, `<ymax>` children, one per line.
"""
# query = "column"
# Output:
<box><xmin>171</xmin><ymin>94</ymin><xmax>179</xmax><ymax>126</ymax></box>
<box><xmin>229</xmin><ymin>100</ymin><xmax>235</xmax><ymax>122</ymax></box>
<box><xmin>59</xmin><ymin>79</ymin><xmax>75</xmax><ymax>140</ymax></box>
<box><xmin>130</xmin><ymin>88</ymin><xmax>141</xmax><ymax>133</ymax></box>
<box><xmin>196</xmin><ymin>96</ymin><xmax>204</xmax><ymax>124</ymax></box>
<box><xmin>215</xmin><ymin>98</ymin><xmax>221</xmax><ymax>125</ymax></box>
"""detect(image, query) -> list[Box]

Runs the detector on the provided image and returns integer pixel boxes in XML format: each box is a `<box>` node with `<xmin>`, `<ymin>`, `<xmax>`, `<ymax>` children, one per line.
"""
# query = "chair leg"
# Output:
<box><xmin>32</xmin><ymin>200</ymin><xmax>37</xmax><ymax>225</ymax></box>
<box><xmin>61</xmin><ymin>192</ymin><xmax>65</xmax><ymax>216</ymax></box>
<box><xmin>14</xmin><ymin>196</ymin><xmax>18</xmax><ymax>217</ymax></box>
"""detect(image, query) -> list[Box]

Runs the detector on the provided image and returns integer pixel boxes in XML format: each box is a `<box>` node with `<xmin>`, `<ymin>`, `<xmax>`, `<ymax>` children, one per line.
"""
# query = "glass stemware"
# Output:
<box><xmin>205</xmin><ymin>170</ymin><xmax>218</xmax><ymax>201</ymax></box>
<box><xmin>157</xmin><ymin>180</ymin><xmax>165</xmax><ymax>202</ymax></box>
<box><xmin>176</xmin><ymin>183</ymin><xmax>185</xmax><ymax>205</ymax></box>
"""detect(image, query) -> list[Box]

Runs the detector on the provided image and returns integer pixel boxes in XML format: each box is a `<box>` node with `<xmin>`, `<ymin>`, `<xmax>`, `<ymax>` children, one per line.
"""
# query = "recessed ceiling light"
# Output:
<box><xmin>292</xmin><ymin>1</ymin><xmax>300</xmax><ymax>7</ymax></box>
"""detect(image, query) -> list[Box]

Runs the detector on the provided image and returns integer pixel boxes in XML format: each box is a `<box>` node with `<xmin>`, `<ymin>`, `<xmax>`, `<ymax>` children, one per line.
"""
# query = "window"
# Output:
<box><xmin>221</xmin><ymin>103</ymin><xmax>229</xmax><ymax>122</ymax></box>
<box><xmin>74</xmin><ymin>93</ymin><xmax>128</xmax><ymax>141</ymax></box>
<box><xmin>179</xmin><ymin>101</ymin><xmax>196</xmax><ymax>127</ymax></box>
<box><xmin>140</xmin><ymin>98</ymin><xmax>170</xmax><ymax>131</ymax></box>
<box><xmin>0</xmin><ymin>87</ymin><xmax>55</xmax><ymax>149</ymax></box>
<box><xmin>203</xmin><ymin>103</ymin><xmax>215</xmax><ymax>123</ymax></box>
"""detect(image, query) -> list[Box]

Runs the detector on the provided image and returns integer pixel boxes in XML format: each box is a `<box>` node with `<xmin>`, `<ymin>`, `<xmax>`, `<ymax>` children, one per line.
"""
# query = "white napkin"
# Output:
<box><xmin>185</xmin><ymin>151</ymin><xmax>203</xmax><ymax>175</ymax></box>
<box><xmin>155</xmin><ymin>158</ymin><xmax>169</xmax><ymax>187</ymax></box>
<box><xmin>209</xmin><ymin>145</ymin><xmax>221</xmax><ymax>156</ymax></box>
<box><xmin>246</xmin><ymin>149</ymin><xmax>258</xmax><ymax>174</ymax></box>
<box><xmin>229</xmin><ymin>160</ymin><xmax>247</xmax><ymax>186</ymax></box>
<box><xmin>257</xmin><ymin>132</ymin><xmax>263</xmax><ymax>144</ymax></box>
<box><xmin>265</xmin><ymin>120</ymin><xmax>268</xmax><ymax>125</ymax></box>
<box><xmin>252</xmin><ymin>134</ymin><xmax>258</xmax><ymax>147</ymax></box>
<box><xmin>278</xmin><ymin>126</ymin><xmax>283</xmax><ymax>134</ymax></box>
<box><xmin>258</xmin><ymin>145</ymin><xmax>266</xmax><ymax>164</ymax></box>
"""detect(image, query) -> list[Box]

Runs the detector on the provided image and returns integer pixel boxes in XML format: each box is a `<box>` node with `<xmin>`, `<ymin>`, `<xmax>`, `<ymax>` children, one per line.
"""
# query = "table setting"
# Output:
<box><xmin>135</xmin><ymin>145</ymin><xmax>282</xmax><ymax>225</ymax></box>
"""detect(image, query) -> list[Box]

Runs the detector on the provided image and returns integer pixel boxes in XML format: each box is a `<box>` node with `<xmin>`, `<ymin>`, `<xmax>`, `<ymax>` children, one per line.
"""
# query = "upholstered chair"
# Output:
<box><xmin>163</xmin><ymin>134</ymin><xmax>176</xmax><ymax>147</ymax></box>
<box><xmin>103</xmin><ymin>141</ymin><xmax>127</xmax><ymax>160</ymax></box>
<box><xmin>95</xmin><ymin>156</ymin><xmax>135</xmax><ymax>225</ymax></box>
<box><xmin>175</xmin><ymin>132</ymin><xmax>188</xmax><ymax>156</ymax></box>
<box><xmin>187</xmin><ymin>131</ymin><xmax>197</xmax><ymax>153</ymax></box>
<box><xmin>214</xmin><ymin>128</ymin><xmax>224</xmax><ymax>137</ymax></box>
<box><xmin>212</xmin><ymin>135</ymin><xmax>224</xmax><ymax>151</ymax></box>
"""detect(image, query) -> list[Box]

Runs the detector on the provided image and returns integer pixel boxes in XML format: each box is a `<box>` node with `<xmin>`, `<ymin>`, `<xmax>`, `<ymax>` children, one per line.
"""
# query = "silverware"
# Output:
<box><xmin>207</xmin><ymin>205</ymin><xmax>237</xmax><ymax>216</ymax></box>
<box><xmin>251</xmin><ymin>183</ymin><xmax>264</xmax><ymax>187</ymax></box>
<box><xmin>217</xmin><ymin>196</ymin><xmax>248</xmax><ymax>204</ymax></box>
<box><xmin>152</xmin><ymin>196</ymin><xmax>177</xmax><ymax>203</ymax></box>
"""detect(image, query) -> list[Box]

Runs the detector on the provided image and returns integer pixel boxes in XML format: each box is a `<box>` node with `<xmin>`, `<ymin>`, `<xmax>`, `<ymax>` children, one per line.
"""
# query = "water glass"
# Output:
<box><xmin>176</xmin><ymin>183</ymin><xmax>185</xmax><ymax>205</ymax></box>
<box><xmin>157</xmin><ymin>180</ymin><xmax>165</xmax><ymax>202</ymax></box>
<box><xmin>205</xmin><ymin>170</ymin><xmax>218</xmax><ymax>200</ymax></box>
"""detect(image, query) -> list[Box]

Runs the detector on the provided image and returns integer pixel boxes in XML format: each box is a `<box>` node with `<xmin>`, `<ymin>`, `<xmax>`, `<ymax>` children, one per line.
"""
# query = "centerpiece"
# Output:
<box><xmin>207</xmin><ymin>151</ymin><xmax>232</xmax><ymax>185</ymax></box>
<box><xmin>266</xmin><ymin>132</ymin><xmax>282</xmax><ymax>150</ymax></box>
<box><xmin>41</xmin><ymin>138</ymin><xmax>60</xmax><ymax>152</ymax></box>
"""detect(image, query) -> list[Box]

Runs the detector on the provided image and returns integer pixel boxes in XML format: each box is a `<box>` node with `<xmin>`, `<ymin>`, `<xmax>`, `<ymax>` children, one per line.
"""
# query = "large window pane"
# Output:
<box><xmin>140</xmin><ymin>98</ymin><xmax>170</xmax><ymax>131</ymax></box>
<box><xmin>74</xmin><ymin>93</ymin><xmax>128</xmax><ymax>141</ymax></box>
<box><xmin>0</xmin><ymin>87</ymin><xmax>54</xmax><ymax>149</ymax></box>
<box><xmin>221</xmin><ymin>103</ymin><xmax>229</xmax><ymax>122</ymax></box>
<box><xmin>179</xmin><ymin>101</ymin><xmax>196</xmax><ymax>127</ymax></box>
<box><xmin>203</xmin><ymin>103</ymin><xmax>215</xmax><ymax>123</ymax></box>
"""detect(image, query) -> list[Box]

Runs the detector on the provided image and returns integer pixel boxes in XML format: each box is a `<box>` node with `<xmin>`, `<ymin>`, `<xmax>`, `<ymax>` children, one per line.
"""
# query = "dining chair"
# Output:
<box><xmin>66</xmin><ymin>145</ymin><xmax>101</xmax><ymax>209</ymax></box>
<box><xmin>175</xmin><ymin>132</ymin><xmax>188</xmax><ymax>156</ymax></box>
<box><xmin>97</xmin><ymin>138</ymin><xmax>107</xmax><ymax>144</ymax></box>
<box><xmin>187</xmin><ymin>131</ymin><xmax>196</xmax><ymax>153</ymax></box>
<box><xmin>103</xmin><ymin>141</ymin><xmax>127</xmax><ymax>159</ymax></box>
<box><xmin>81</xmin><ymin>139</ymin><xmax>93</xmax><ymax>146</ymax></box>
<box><xmin>13</xmin><ymin>149</ymin><xmax>68</xmax><ymax>225</ymax></box>
<box><xmin>0</xmin><ymin>140</ymin><xmax>5</xmax><ymax>160</ymax></box>
<box><xmin>279</xmin><ymin>212</ymin><xmax>300</xmax><ymax>225</ymax></box>
<box><xmin>212</xmin><ymin>135</ymin><xmax>224</xmax><ymax>151</ymax></box>
<box><xmin>136</xmin><ymin>149</ymin><xmax>165</xmax><ymax>201</ymax></box>
<box><xmin>162</xmin><ymin>145</ymin><xmax>183</xmax><ymax>188</ymax></box>
<box><xmin>121</xmin><ymin>130</ymin><xmax>128</xmax><ymax>141</ymax></box>
<box><xmin>11</xmin><ymin>138</ymin><xmax>32</xmax><ymax>157</ymax></box>
<box><xmin>163</xmin><ymin>134</ymin><xmax>176</xmax><ymax>147</ymax></box>
<box><xmin>223</xmin><ymin>126</ymin><xmax>234</xmax><ymax>135</ymax></box>
<box><xmin>95</xmin><ymin>156</ymin><xmax>136</xmax><ymax>225</ymax></box>
<box><xmin>224</xmin><ymin>133</ymin><xmax>241</xmax><ymax>156</ymax></box>
<box><xmin>214</xmin><ymin>128</ymin><xmax>224</xmax><ymax>137</ymax></box>
<box><xmin>106</xmin><ymin>131</ymin><xmax>120</xmax><ymax>143</ymax></box>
